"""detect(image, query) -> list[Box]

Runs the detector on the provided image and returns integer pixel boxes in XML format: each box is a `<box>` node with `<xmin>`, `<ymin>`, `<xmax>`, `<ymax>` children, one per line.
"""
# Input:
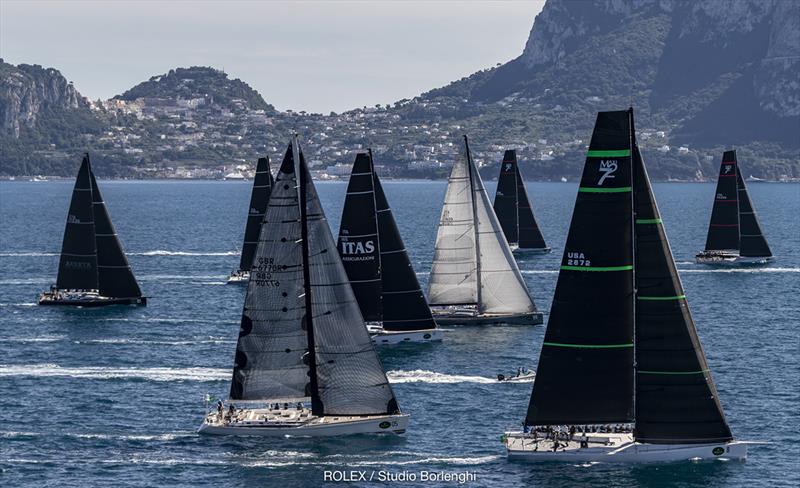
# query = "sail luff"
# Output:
<box><xmin>633</xmin><ymin>137</ymin><xmax>733</xmax><ymax>444</ymax></box>
<box><xmin>89</xmin><ymin>169</ymin><xmax>142</xmax><ymax>298</ymax></box>
<box><xmin>735</xmin><ymin>162</ymin><xmax>772</xmax><ymax>257</ymax></box>
<box><xmin>703</xmin><ymin>152</ymin><xmax>740</xmax><ymax>252</ymax></box>
<box><xmin>526</xmin><ymin>110</ymin><xmax>635</xmax><ymax>426</ymax></box>
<box><xmin>56</xmin><ymin>154</ymin><xmax>98</xmax><ymax>291</ymax></box>
<box><xmin>239</xmin><ymin>157</ymin><xmax>274</xmax><ymax>271</ymax></box>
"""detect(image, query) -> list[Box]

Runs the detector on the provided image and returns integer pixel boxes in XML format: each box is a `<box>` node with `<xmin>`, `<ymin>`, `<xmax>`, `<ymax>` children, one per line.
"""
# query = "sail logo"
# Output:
<box><xmin>340</xmin><ymin>240</ymin><xmax>375</xmax><ymax>255</ymax></box>
<box><xmin>566</xmin><ymin>252</ymin><xmax>591</xmax><ymax>267</ymax></box>
<box><xmin>249</xmin><ymin>207</ymin><xmax>259</xmax><ymax>214</ymax></box>
<box><xmin>504</xmin><ymin>163</ymin><xmax>513</xmax><ymax>171</ymax></box>
<box><xmin>67</xmin><ymin>214</ymin><xmax>82</xmax><ymax>224</ymax></box>
<box><xmin>723</xmin><ymin>165</ymin><xmax>733</xmax><ymax>174</ymax></box>
<box><xmin>716</xmin><ymin>193</ymin><xmax>728</xmax><ymax>200</ymax></box>
<box><xmin>597</xmin><ymin>161</ymin><xmax>617</xmax><ymax>185</ymax></box>
<box><xmin>64</xmin><ymin>260</ymin><xmax>92</xmax><ymax>270</ymax></box>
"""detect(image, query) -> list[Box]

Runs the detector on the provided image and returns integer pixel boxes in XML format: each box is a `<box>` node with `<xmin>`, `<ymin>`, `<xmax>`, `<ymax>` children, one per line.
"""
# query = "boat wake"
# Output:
<box><xmin>678</xmin><ymin>267</ymin><xmax>800</xmax><ymax>274</ymax></box>
<box><xmin>131</xmin><ymin>250</ymin><xmax>239</xmax><ymax>256</ymax></box>
<box><xmin>0</xmin><ymin>251</ymin><xmax>58</xmax><ymax>257</ymax></box>
<box><xmin>386</xmin><ymin>369</ymin><xmax>496</xmax><ymax>384</ymax></box>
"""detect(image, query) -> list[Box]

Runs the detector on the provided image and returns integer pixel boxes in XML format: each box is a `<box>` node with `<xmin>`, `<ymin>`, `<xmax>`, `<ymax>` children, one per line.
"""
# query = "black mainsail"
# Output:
<box><xmin>337</xmin><ymin>150</ymin><xmax>437</xmax><ymax>332</ymax></box>
<box><xmin>238</xmin><ymin>157</ymin><xmax>274</xmax><ymax>272</ymax></box>
<box><xmin>525</xmin><ymin>108</ymin><xmax>733</xmax><ymax>445</ymax></box>
<box><xmin>89</xmin><ymin>169</ymin><xmax>142</xmax><ymax>299</ymax></box>
<box><xmin>56</xmin><ymin>155</ymin><xmax>98</xmax><ymax>291</ymax></box>
<box><xmin>336</xmin><ymin>152</ymin><xmax>382</xmax><ymax>321</ymax></box>
<box><xmin>735</xmin><ymin>156</ymin><xmax>772</xmax><ymax>258</ymax></box>
<box><xmin>493</xmin><ymin>150</ymin><xmax>547</xmax><ymax>250</ymax></box>
<box><xmin>703</xmin><ymin>151</ymin><xmax>740</xmax><ymax>252</ymax></box>
<box><xmin>526</xmin><ymin>110</ymin><xmax>635</xmax><ymax>426</ymax></box>
<box><xmin>230</xmin><ymin>139</ymin><xmax>399</xmax><ymax>416</ymax></box>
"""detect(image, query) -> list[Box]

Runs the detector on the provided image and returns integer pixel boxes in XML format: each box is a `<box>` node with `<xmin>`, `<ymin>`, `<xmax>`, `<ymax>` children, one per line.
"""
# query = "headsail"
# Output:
<box><xmin>515</xmin><ymin>163</ymin><xmax>547</xmax><ymax>249</ymax></box>
<box><xmin>526</xmin><ymin>110</ymin><xmax>635</xmax><ymax>426</ymax></box>
<box><xmin>89</xmin><ymin>168</ymin><xmax>142</xmax><ymax>299</ymax></box>
<box><xmin>632</xmin><ymin>132</ymin><xmax>733</xmax><ymax>444</ymax></box>
<box><xmin>56</xmin><ymin>155</ymin><xmax>98</xmax><ymax>291</ymax></box>
<box><xmin>703</xmin><ymin>152</ymin><xmax>740</xmax><ymax>252</ymax></box>
<box><xmin>336</xmin><ymin>152</ymin><xmax>382</xmax><ymax>322</ymax></box>
<box><xmin>428</xmin><ymin>143</ymin><xmax>479</xmax><ymax>307</ymax></box>
<box><xmin>239</xmin><ymin>157</ymin><xmax>274</xmax><ymax>272</ymax></box>
<box><xmin>735</xmin><ymin>156</ymin><xmax>772</xmax><ymax>257</ymax></box>
<box><xmin>231</xmin><ymin>139</ymin><xmax>399</xmax><ymax>416</ymax></box>
<box><xmin>373</xmin><ymin>156</ymin><xmax>438</xmax><ymax>332</ymax></box>
<box><xmin>467</xmin><ymin>142</ymin><xmax>535</xmax><ymax>314</ymax></box>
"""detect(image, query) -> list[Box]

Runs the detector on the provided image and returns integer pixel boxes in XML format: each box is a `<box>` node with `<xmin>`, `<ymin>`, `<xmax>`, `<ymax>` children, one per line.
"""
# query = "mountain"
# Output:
<box><xmin>1</xmin><ymin>0</ymin><xmax>798</xmax><ymax>180</ymax></box>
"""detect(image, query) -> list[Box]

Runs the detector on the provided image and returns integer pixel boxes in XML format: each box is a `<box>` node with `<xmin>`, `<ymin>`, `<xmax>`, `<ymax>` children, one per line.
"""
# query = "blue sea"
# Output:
<box><xmin>1</xmin><ymin>179</ymin><xmax>798</xmax><ymax>487</ymax></box>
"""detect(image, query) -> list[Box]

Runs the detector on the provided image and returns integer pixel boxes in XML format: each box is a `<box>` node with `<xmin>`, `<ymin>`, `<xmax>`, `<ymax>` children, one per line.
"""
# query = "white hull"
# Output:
<box><xmin>431</xmin><ymin>309</ymin><xmax>543</xmax><ymax>326</ymax></box>
<box><xmin>497</xmin><ymin>372</ymin><xmax>535</xmax><ymax>383</ymax></box>
<box><xmin>695</xmin><ymin>252</ymin><xmax>772</xmax><ymax>265</ymax></box>
<box><xmin>368</xmin><ymin>325</ymin><xmax>442</xmax><ymax>345</ymax></box>
<box><xmin>227</xmin><ymin>270</ymin><xmax>250</xmax><ymax>284</ymax></box>
<box><xmin>199</xmin><ymin>407</ymin><xmax>408</xmax><ymax>437</ymax></box>
<box><xmin>504</xmin><ymin>432</ymin><xmax>747</xmax><ymax>463</ymax></box>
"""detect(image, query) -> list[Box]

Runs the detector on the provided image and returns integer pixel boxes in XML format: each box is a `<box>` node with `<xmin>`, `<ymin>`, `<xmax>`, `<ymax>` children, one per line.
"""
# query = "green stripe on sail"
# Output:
<box><xmin>638</xmin><ymin>369</ymin><xmax>709</xmax><ymax>375</ymax></box>
<box><xmin>586</xmin><ymin>149</ymin><xmax>631</xmax><ymax>158</ymax></box>
<box><xmin>560</xmin><ymin>265</ymin><xmax>633</xmax><ymax>272</ymax></box>
<box><xmin>578</xmin><ymin>186</ymin><xmax>632</xmax><ymax>193</ymax></box>
<box><xmin>637</xmin><ymin>295</ymin><xmax>686</xmax><ymax>301</ymax></box>
<box><xmin>636</xmin><ymin>218</ymin><xmax>662</xmax><ymax>224</ymax></box>
<box><xmin>544</xmin><ymin>342</ymin><xmax>633</xmax><ymax>349</ymax></box>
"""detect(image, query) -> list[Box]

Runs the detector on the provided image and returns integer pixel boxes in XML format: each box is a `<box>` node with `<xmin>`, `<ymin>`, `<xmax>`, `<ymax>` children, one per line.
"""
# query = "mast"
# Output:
<box><xmin>296</xmin><ymin>136</ymin><xmax>322</xmax><ymax>415</ymax></box>
<box><xmin>513</xmin><ymin>153</ymin><xmax>520</xmax><ymax>240</ymax></box>
<box><xmin>628</xmin><ymin>108</ymin><xmax>637</xmax><ymax>427</ymax></box>
<box><xmin>464</xmin><ymin>136</ymin><xmax>482</xmax><ymax>312</ymax></box>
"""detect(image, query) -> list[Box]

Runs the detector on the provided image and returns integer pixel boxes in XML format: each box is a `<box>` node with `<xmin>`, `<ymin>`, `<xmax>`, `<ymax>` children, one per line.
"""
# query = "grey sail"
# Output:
<box><xmin>230</xmin><ymin>140</ymin><xmax>399</xmax><ymax>416</ymax></box>
<box><xmin>56</xmin><ymin>155</ymin><xmax>98</xmax><ymax>291</ymax></box>
<box><xmin>239</xmin><ymin>157</ymin><xmax>274</xmax><ymax>271</ymax></box>
<box><xmin>230</xmin><ymin>145</ymin><xmax>309</xmax><ymax>402</ymax></box>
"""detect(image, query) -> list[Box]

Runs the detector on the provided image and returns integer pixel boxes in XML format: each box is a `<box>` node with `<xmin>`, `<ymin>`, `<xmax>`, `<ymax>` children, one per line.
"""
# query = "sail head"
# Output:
<box><xmin>56</xmin><ymin>155</ymin><xmax>98</xmax><ymax>290</ymax></box>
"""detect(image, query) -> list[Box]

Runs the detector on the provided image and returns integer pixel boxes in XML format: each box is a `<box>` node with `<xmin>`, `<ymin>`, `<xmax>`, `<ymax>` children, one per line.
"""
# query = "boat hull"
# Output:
<box><xmin>504</xmin><ymin>432</ymin><xmax>747</xmax><ymax>463</ymax></box>
<box><xmin>227</xmin><ymin>270</ymin><xmax>250</xmax><ymax>284</ymax></box>
<box><xmin>199</xmin><ymin>409</ymin><xmax>409</xmax><ymax>437</ymax></box>
<box><xmin>512</xmin><ymin>246</ymin><xmax>551</xmax><ymax>255</ymax></box>
<box><xmin>369</xmin><ymin>327</ymin><xmax>442</xmax><ymax>345</ymax></box>
<box><xmin>695</xmin><ymin>252</ymin><xmax>773</xmax><ymax>265</ymax></box>
<box><xmin>38</xmin><ymin>291</ymin><xmax>146</xmax><ymax>307</ymax></box>
<box><xmin>432</xmin><ymin>311</ymin><xmax>543</xmax><ymax>326</ymax></box>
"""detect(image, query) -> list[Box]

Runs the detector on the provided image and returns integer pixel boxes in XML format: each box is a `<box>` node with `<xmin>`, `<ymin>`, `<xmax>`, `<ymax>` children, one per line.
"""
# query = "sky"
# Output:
<box><xmin>0</xmin><ymin>0</ymin><xmax>545</xmax><ymax>113</ymax></box>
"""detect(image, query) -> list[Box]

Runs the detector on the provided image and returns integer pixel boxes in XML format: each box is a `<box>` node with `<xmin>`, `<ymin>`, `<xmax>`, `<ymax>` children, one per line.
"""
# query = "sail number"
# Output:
<box><xmin>566</xmin><ymin>252</ymin><xmax>591</xmax><ymax>267</ymax></box>
<box><xmin>253</xmin><ymin>257</ymin><xmax>280</xmax><ymax>287</ymax></box>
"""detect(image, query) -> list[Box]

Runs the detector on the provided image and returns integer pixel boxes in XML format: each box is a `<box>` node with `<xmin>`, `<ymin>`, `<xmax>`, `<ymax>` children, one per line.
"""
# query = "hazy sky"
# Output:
<box><xmin>0</xmin><ymin>0</ymin><xmax>545</xmax><ymax>113</ymax></box>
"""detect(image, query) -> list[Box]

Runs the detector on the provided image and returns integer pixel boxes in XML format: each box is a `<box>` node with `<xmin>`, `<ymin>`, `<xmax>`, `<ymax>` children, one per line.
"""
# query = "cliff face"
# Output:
<box><xmin>0</xmin><ymin>60</ymin><xmax>90</xmax><ymax>138</ymax></box>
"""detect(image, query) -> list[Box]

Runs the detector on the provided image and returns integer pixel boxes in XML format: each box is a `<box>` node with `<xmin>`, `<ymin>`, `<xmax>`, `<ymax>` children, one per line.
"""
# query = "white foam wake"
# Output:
<box><xmin>131</xmin><ymin>250</ymin><xmax>238</xmax><ymax>256</ymax></box>
<box><xmin>0</xmin><ymin>251</ymin><xmax>57</xmax><ymax>257</ymax></box>
<box><xmin>386</xmin><ymin>369</ymin><xmax>496</xmax><ymax>384</ymax></box>
<box><xmin>678</xmin><ymin>267</ymin><xmax>800</xmax><ymax>274</ymax></box>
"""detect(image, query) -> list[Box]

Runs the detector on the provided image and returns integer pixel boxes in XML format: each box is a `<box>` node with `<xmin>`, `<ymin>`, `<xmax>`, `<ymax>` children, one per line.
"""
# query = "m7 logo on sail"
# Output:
<box><xmin>597</xmin><ymin>160</ymin><xmax>618</xmax><ymax>185</ymax></box>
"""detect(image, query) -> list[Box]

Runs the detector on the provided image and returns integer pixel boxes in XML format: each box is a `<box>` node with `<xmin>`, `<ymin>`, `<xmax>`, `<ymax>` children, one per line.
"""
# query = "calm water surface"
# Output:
<box><xmin>0</xmin><ymin>179</ymin><xmax>798</xmax><ymax>487</ymax></box>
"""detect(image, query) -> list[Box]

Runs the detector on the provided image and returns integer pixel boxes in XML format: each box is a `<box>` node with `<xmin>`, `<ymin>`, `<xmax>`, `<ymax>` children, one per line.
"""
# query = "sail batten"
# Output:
<box><xmin>56</xmin><ymin>155</ymin><xmax>98</xmax><ymax>291</ymax></box>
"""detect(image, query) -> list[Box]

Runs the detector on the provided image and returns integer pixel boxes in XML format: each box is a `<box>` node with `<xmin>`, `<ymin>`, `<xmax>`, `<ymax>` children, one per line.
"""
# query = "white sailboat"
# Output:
<box><xmin>200</xmin><ymin>137</ymin><xmax>408</xmax><ymax>436</ymax></box>
<box><xmin>427</xmin><ymin>136</ymin><xmax>542</xmax><ymax>326</ymax></box>
<box><xmin>504</xmin><ymin>108</ymin><xmax>747</xmax><ymax>462</ymax></box>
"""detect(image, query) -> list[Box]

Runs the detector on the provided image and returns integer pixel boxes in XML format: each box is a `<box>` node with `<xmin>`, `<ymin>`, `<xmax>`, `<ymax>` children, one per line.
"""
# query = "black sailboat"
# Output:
<box><xmin>696</xmin><ymin>150</ymin><xmax>772</xmax><ymax>264</ymax></box>
<box><xmin>337</xmin><ymin>151</ymin><xmax>440</xmax><ymax>344</ymax></box>
<box><xmin>493</xmin><ymin>150</ymin><xmax>549</xmax><ymax>252</ymax></box>
<box><xmin>504</xmin><ymin>109</ymin><xmax>745</xmax><ymax>462</ymax></box>
<box><xmin>40</xmin><ymin>154</ymin><xmax>145</xmax><ymax>306</ymax></box>
<box><xmin>201</xmin><ymin>137</ymin><xmax>407</xmax><ymax>436</ymax></box>
<box><xmin>228</xmin><ymin>157</ymin><xmax>274</xmax><ymax>283</ymax></box>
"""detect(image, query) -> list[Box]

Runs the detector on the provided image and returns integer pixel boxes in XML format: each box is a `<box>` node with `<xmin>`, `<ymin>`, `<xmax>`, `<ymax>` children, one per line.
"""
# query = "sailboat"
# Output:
<box><xmin>493</xmin><ymin>150</ymin><xmax>550</xmax><ymax>253</ymax></box>
<box><xmin>228</xmin><ymin>156</ymin><xmax>274</xmax><ymax>283</ymax></box>
<box><xmin>427</xmin><ymin>136</ymin><xmax>542</xmax><ymax>326</ymax></box>
<box><xmin>39</xmin><ymin>154</ymin><xmax>145</xmax><ymax>307</ymax></box>
<box><xmin>504</xmin><ymin>109</ymin><xmax>747</xmax><ymax>462</ymax></box>
<box><xmin>337</xmin><ymin>150</ymin><xmax>441</xmax><ymax>344</ymax></box>
<box><xmin>696</xmin><ymin>150</ymin><xmax>772</xmax><ymax>265</ymax></box>
<box><xmin>200</xmin><ymin>137</ymin><xmax>408</xmax><ymax>436</ymax></box>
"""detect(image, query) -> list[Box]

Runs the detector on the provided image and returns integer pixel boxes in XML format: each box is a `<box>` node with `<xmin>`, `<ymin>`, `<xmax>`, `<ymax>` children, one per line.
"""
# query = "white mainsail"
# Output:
<box><xmin>428</xmin><ymin>145</ymin><xmax>479</xmax><ymax>306</ymax></box>
<box><xmin>428</xmin><ymin>137</ymin><xmax>535</xmax><ymax>314</ymax></box>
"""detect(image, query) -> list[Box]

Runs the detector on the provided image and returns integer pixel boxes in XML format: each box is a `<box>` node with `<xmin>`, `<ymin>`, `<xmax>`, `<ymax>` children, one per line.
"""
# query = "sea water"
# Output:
<box><xmin>0</xmin><ymin>179</ymin><xmax>798</xmax><ymax>487</ymax></box>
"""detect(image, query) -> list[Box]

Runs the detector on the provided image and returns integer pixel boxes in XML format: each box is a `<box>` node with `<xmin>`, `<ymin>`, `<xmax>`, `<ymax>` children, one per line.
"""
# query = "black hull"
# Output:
<box><xmin>38</xmin><ymin>294</ymin><xmax>147</xmax><ymax>307</ymax></box>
